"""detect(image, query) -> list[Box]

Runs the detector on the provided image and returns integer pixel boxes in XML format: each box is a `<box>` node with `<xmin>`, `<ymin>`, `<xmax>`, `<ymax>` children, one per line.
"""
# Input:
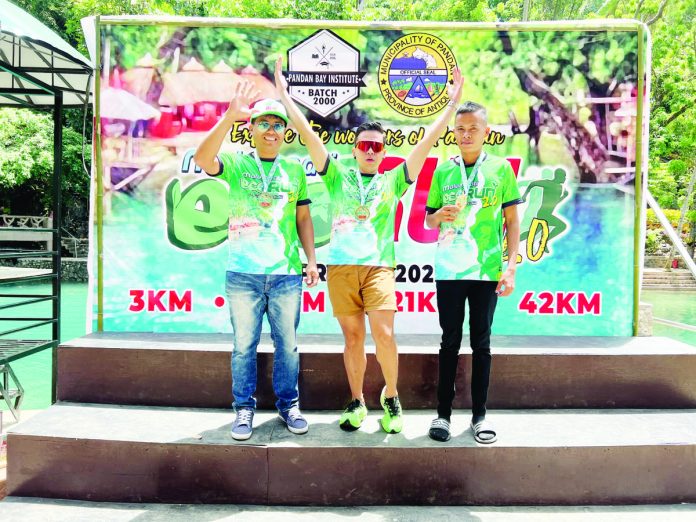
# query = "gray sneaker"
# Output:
<box><xmin>231</xmin><ymin>408</ymin><xmax>254</xmax><ymax>440</ymax></box>
<box><xmin>278</xmin><ymin>406</ymin><xmax>309</xmax><ymax>434</ymax></box>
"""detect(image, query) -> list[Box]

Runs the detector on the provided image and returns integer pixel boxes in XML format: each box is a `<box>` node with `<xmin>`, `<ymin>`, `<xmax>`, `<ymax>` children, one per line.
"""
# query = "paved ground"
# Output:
<box><xmin>1</xmin><ymin>498</ymin><xmax>696</xmax><ymax>521</ymax></box>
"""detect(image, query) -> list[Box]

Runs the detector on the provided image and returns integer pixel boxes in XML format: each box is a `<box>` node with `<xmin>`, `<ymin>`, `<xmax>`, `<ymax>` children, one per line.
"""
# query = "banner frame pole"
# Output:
<box><xmin>94</xmin><ymin>17</ymin><xmax>645</xmax><ymax>33</ymax></box>
<box><xmin>94</xmin><ymin>16</ymin><xmax>104</xmax><ymax>332</ymax></box>
<box><xmin>93</xmin><ymin>17</ymin><xmax>647</xmax><ymax>337</ymax></box>
<box><xmin>633</xmin><ymin>23</ymin><xmax>648</xmax><ymax>336</ymax></box>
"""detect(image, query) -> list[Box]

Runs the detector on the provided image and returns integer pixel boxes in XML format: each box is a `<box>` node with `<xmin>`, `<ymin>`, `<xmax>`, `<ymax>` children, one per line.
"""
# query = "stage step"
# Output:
<box><xmin>57</xmin><ymin>333</ymin><xmax>696</xmax><ymax>409</ymax></box>
<box><xmin>1</xmin><ymin>498</ymin><xmax>696</xmax><ymax>522</ymax></box>
<box><xmin>7</xmin><ymin>403</ymin><xmax>696</xmax><ymax>506</ymax></box>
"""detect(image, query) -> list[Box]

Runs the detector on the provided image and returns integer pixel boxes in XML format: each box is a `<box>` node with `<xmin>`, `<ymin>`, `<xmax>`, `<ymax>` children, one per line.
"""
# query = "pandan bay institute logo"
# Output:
<box><xmin>379</xmin><ymin>33</ymin><xmax>457</xmax><ymax>118</ymax></box>
<box><xmin>286</xmin><ymin>30</ymin><xmax>367</xmax><ymax>117</ymax></box>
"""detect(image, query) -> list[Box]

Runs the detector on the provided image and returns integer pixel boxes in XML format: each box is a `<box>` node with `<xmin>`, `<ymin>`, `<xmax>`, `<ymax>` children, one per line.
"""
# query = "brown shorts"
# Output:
<box><xmin>327</xmin><ymin>265</ymin><xmax>397</xmax><ymax>316</ymax></box>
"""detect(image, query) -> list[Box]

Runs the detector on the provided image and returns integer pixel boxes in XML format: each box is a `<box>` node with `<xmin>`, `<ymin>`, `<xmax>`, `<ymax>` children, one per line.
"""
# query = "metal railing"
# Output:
<box><xmin>0</xmin><ymin>218</ymin><xmax>61</xmax><ymax>422</ymax></box>
<box><xmin>646</xmin><ymin>190</ymin><xmax>696</xmax><ymax>280</ymax></box>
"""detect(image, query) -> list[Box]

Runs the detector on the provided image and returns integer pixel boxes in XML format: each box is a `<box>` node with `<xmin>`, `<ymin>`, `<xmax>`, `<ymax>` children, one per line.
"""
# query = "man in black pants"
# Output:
<box><xmin>425</xmin><ymin>101</ymin><xmax>522</xmax><ymax>443</ymax></box>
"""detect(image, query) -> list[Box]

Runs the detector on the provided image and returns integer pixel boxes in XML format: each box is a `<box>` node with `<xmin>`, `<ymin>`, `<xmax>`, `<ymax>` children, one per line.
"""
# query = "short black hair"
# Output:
<box><xmin>456</xmin><ymin>101</ymin><xmax>487</xmax><ymax>121</ymax></box>
<box><xmin>355</xmin><ymin>121</ymin><xmax>385</xmax><ymax>141</ymax></box>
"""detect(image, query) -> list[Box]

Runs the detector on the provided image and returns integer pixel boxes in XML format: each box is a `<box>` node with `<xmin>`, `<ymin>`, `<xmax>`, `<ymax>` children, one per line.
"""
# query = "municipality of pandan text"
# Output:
<box><xmin>379</xmin><ymin>34</ymin><xmax>457</xmax><ymax>116</ymax></box>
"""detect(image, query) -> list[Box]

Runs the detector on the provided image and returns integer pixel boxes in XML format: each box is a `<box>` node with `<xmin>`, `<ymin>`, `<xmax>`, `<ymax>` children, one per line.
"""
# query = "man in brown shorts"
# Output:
<box><xmin>276</xmin><ymin>58</ymin><xmax>463</xmax><ymax>432</ymax></box>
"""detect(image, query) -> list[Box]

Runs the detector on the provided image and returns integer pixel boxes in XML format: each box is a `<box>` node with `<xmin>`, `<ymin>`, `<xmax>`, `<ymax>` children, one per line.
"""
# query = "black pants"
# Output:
<box><xmin>436</xmin><ymin>279</ymin><xmax>498</xmax><ymax>420</ymax></box>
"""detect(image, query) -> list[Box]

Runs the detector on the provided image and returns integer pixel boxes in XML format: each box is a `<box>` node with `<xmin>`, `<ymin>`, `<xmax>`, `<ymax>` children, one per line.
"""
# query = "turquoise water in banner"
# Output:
<box><xmin>493</xmin><ymin>185</ymin><xmax>635</xmax><ymax>335</ymax></box>
<box><xmin>101</xmin><ymin>189</ymin><xmax>231</xmax><ymax>332</ymax></box>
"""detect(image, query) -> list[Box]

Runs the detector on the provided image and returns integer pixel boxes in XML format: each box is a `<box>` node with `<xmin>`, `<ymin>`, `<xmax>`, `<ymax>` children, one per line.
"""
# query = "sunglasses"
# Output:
<box><xmin>255</xmin><ymin>121</ymin><xmax>286</xmax><ymax>133</ymax></box>
<box><xmin>355</xmin><ymin>140</ymin><xmax>385</xmax><ymax>153</ymax></box>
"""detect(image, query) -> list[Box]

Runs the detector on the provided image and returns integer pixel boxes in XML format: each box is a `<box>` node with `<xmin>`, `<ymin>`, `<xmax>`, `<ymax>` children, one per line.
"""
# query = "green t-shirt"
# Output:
<box><xmin>426</xmin><ymin>153</ymin><xmax>523</xmax><ymax>281</ymax></box>
<box><xmin>319</xmin><ymin>158</ymin><xmax>411</xmax><ymax>267</ymax></box>
<box><xmin>212</xmin><ymin>152</ymin><xmax>309</xmax><ymax>275</ymax></box>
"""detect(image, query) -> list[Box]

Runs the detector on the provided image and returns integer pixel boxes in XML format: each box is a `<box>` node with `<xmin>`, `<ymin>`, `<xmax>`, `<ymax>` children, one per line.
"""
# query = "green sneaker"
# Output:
<box><xmin>380</xmin><ymin>387</ymin><xmax>403</xmax><ymax>434</ymax></box>
<box><xmin>339</xmin><ymin>398</ymin><xmax>367</xmax><ymax>431</ymax></box>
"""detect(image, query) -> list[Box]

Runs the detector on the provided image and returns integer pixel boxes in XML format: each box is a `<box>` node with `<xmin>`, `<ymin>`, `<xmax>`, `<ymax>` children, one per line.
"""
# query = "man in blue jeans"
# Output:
<box><xmin>194</xmin><ymin>80</ymin><xmax>319</xmax><ymax>440</ymax></box>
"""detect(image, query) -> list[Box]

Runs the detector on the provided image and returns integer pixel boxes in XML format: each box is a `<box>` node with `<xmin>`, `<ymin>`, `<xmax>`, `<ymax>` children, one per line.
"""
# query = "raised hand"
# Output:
<box><xmin>275</xmin><ymin>56</ymin><xmax>289</xmax><ymax>95</ymax></box>
<box><xmin>224</xmin><ymin>79</ymin><xmax>260</xmax><ymax>121</ymax></box>
<box><xmin>447</xmin><ymin>67</ymin><xmax>464</xmax><ymax>106</ymax></box>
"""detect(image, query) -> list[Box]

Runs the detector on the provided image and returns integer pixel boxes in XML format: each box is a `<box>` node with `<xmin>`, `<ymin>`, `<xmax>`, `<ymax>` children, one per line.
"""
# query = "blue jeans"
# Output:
<box><xmin>225</xmin><ymin>271</ymin><xmax>302</xmax><ymax>412</ymax></box>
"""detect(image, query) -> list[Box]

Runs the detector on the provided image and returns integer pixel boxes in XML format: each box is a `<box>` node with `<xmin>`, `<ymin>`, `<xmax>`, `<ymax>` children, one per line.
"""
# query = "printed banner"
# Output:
<box><xmin>92</xmin><ymin>20</ymin><xmax>647</xmax><ymax>336</ymax></box>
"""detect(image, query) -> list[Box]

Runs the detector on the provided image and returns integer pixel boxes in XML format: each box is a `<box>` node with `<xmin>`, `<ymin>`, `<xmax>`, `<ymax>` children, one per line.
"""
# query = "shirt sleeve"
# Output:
<box><xmin>425</xmin><ymin>166</ymin><xmax>442</xmax><ymax>212</ymax></box>
<box><xmin>215</xmin><ymin>152</ymin><xmax>238</xmax><ymax>185</ymax></box>
<box><xmin>389</xmin><ymin>162</ymin><xmax>411</xmax><ymax>198</ymax></box>
<box><xmin>296</xmin><ymin>163</ymin><xmax>310</xmax><ymax>205</ymax></box>
<box><xmin>501</xmin><ymin>161</ymin><xmax>523</xmax><ymax>208</ymax></box>
<box><xmin>317</xmin><ymin>156</ymin><xmax>338</xmax><ymax>190</ymax></box>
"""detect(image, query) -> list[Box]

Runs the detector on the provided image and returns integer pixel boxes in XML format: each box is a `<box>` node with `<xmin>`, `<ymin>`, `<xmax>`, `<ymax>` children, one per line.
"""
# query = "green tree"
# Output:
<box><xmin>0</xmin><ymin>109</ymin><xmax>91</xmax><ymax>236</ymax></box>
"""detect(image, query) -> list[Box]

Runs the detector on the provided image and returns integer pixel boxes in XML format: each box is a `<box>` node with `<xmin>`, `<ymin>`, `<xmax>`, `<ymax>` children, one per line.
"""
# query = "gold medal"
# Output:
<box><xmin>352</xmin><ymin>170</ymin><xmax>379</xmax><ymax>223</ymax></box>
<box><xmin>354</xmin><ymin>205</ymin><xmax>371</xmax><ymax>221</ymax></box>
<box><xmin>258</xmin><ymin>191</ymin><xmax>273</xmax><ymax>208</ymax></box>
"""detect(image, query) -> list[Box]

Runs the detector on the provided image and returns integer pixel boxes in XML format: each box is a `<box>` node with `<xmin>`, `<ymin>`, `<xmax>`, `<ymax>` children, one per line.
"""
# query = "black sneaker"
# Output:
<box><xmin>429</xmin><ymin>417</ymin><xmax>451</xmax><ymax>442</ymax></box>
<box><xmin>339</xmin><ymin>398</ymin><xmax>368</xmax><ymax>431</ymax></box>
<box><xmin>379</xmin><ymin>387</ymin><xmax>403</xmax><ymax>434</ymax></box>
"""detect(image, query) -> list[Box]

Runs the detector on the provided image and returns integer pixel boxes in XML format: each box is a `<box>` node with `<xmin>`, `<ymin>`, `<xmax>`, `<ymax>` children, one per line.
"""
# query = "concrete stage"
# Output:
<box><xmin>2</xmin><ymin>333</ymin><xmax>695</xmax><ymax>509</ymax></box>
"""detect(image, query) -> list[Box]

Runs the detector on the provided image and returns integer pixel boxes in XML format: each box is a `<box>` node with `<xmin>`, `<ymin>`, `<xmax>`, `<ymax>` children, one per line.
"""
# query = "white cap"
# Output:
<box><xmin>250</xmin><ymin>98</ymin><xmax>289</xmax><ymax>124</ymax></box>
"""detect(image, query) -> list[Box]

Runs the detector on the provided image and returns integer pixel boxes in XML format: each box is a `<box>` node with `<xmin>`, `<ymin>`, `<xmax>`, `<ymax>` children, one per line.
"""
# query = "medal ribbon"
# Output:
<box><xmin>254</xmin><ymin>153</ymin><xmax>282</xmax><ymax>192</ymax></box>
<box><xmin>353</xmin><ymin>169</ymin><xmax>381</xmax><ymax>207</ymax></box>
<box><xmin>458</xmin><ymin>152</ymin><xmax>487</xmax><ymax>201</ymax></box>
